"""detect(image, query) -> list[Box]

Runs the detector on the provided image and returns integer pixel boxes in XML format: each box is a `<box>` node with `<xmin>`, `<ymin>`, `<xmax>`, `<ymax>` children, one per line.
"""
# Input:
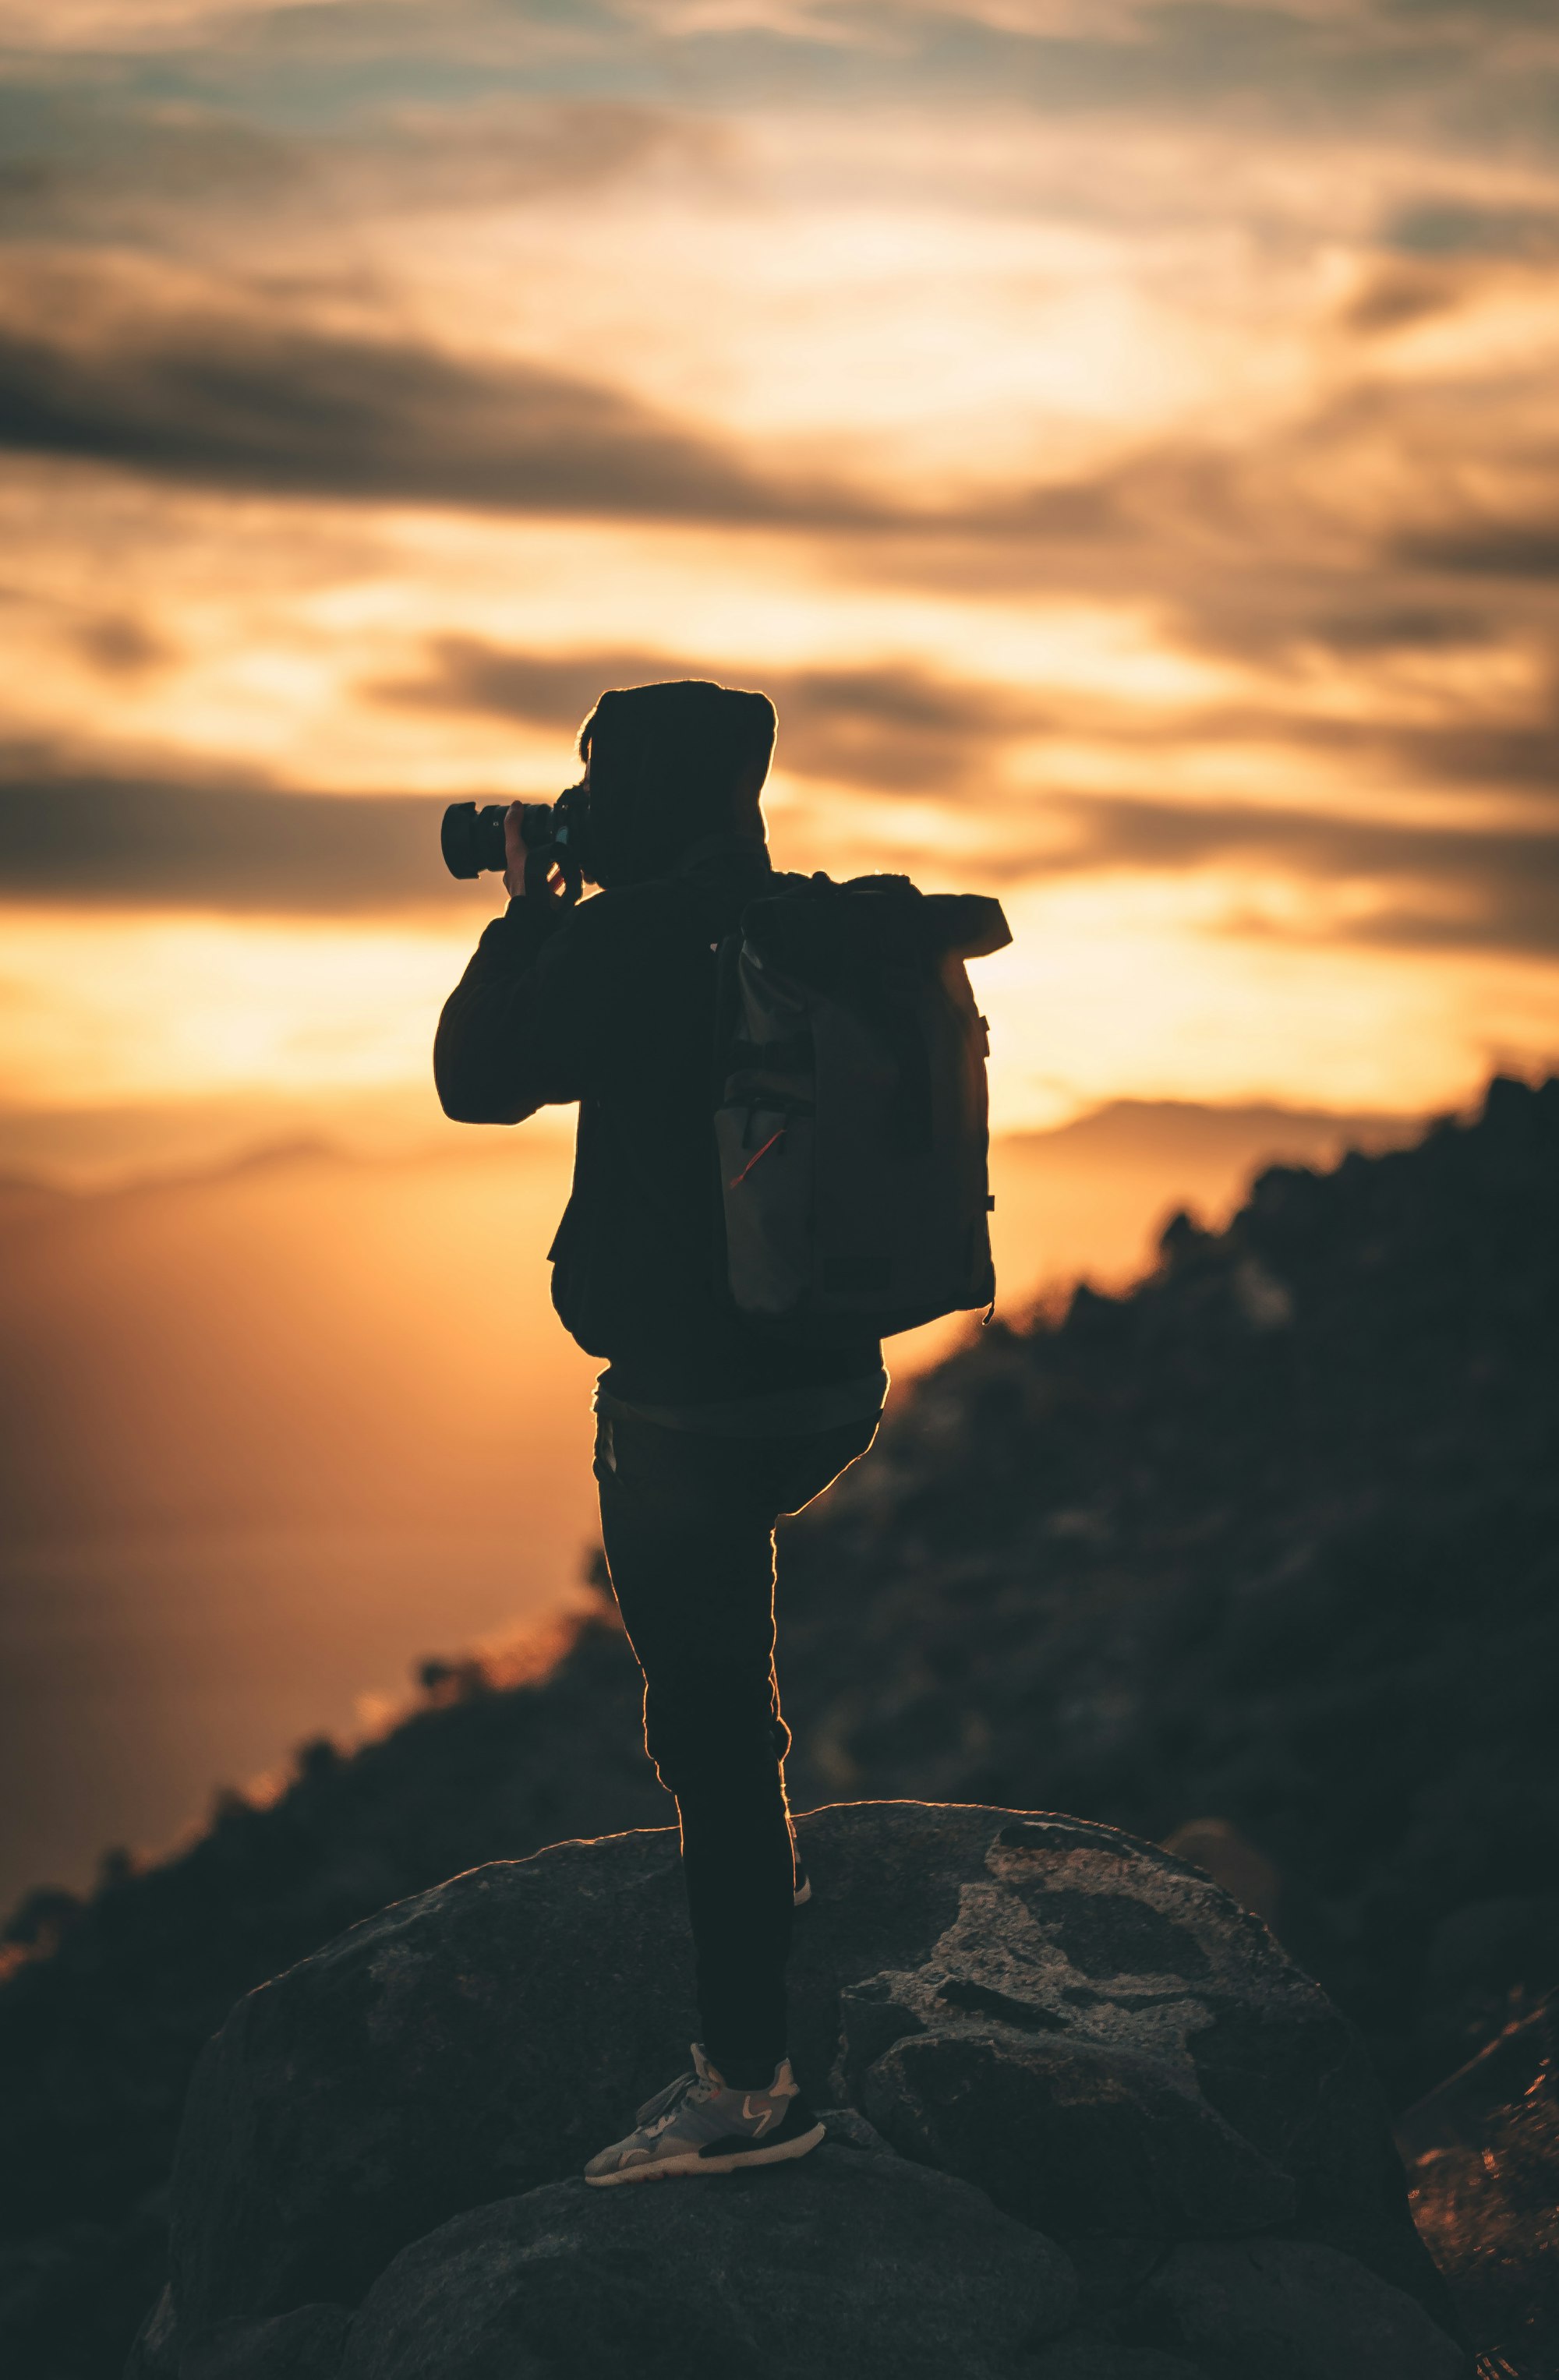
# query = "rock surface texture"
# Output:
<box><xmin>138</xmin><ymin>1802</ymin><xmax>1465</xmax><ymax>2379</ymax></box>
<box><xmin>1402</xmin><ymin>1991</ymin><xmax>1559</xmax><ymax>2378</ymax></box>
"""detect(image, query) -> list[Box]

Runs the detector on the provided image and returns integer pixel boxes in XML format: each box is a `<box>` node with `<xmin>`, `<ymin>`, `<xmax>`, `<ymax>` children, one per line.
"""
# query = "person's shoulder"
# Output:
<box><xmin>558</xmin><ymin>881</ymin><xmax>666</xmax><ymax>939</ymax></box>
<box><xmin>538</xmin><ymin>882</ymin><xmax>695</xmax><ymax>988</ymax></box>
<box><xmin>560</xmin><ymin>874</ymin><xmax>713</xmax><ymax>944</ymax></box>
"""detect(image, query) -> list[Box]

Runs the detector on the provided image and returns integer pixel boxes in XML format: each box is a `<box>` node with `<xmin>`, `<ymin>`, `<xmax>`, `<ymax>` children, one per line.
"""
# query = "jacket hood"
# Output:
<box><xmin>583</xmin><ymin>679</ymin><xmax>775</xmax><ymax>887</ymax></box>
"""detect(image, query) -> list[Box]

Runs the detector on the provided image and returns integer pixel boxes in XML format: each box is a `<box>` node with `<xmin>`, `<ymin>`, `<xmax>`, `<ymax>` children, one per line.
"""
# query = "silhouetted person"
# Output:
<box><xmin>436</xmin><ymin>680</ymin><xmax>882</xmax><ymax>2181</ymax></box>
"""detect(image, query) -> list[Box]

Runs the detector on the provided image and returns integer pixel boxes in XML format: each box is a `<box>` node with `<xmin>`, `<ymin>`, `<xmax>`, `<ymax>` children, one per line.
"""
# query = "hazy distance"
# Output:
<box><xmin>0</xmin><ymin>1096</ymin><xmax>1419</xmax><ymax>1916</ymax></box>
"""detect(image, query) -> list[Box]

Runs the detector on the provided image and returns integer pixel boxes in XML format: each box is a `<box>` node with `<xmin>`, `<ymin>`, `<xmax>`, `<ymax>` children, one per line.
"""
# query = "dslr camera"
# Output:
<box><xmin>440</xmin><ymin>784</ymin><xmax>595</xmax><ymax>905</ymax></box>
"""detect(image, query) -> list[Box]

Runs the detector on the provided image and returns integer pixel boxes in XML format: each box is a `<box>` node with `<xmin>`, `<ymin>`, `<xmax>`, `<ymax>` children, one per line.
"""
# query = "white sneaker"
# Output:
<box><xmin>584</xmin><ymin>2043</ymin><xmax>825</xmax><ymax>2186</ymax></box>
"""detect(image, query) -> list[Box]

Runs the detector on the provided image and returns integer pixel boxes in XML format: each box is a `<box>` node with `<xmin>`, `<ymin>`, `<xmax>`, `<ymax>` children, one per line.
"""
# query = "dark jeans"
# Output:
<box><xmin>593</xmin><ymin>1408</ymin><xmax>878</xmax><ymax>2086</ymax></box>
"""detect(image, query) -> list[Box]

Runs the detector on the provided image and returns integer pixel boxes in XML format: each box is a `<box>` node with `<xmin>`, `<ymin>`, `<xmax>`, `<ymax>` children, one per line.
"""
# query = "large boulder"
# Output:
<box><xmin>1399</xmin><ymin>1990</ymin><xmax>1559</xmax><ymax>2378</ymax></box>
<box><xmin>338</xmin><ymin>2145</ymin><xmax>1076</xmax><ymax>2380</ymax></box>
<box><xmin>1122</xmin><ymin>2237</ymin><xmax>1468</xmax><ymax>2378</ymax></box>
<box><xmin>840</xmin><ymin>1816</ymin><xmax>1395</xmax><ymax>2246</ymax></box>
<box><xmin>1026</xmin><ymin>2346</ymin><xmax>1204</xmax><ymax>2380</ymax></box>
<box><xmin>861</xmin><ymin>2032</ymin><xmax>1294</xmax><ymax>2237</ymax></box>
<box><xmin>156</xmin><ymin>1803</ymin><xmax>1462</xmax><ymax>2377</ymax></box>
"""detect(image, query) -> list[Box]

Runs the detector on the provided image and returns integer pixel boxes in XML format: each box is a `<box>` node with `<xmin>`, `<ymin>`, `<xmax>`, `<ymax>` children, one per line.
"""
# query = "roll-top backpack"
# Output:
<box><xmin>714</xmin><ymin>871</ymin><xmax>1011</xmax><ymax>1343</ymax></box>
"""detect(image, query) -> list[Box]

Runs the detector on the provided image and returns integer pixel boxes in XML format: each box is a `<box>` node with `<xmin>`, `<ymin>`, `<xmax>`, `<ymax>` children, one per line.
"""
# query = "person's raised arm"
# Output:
<box><xmin>433</xmin><ymin>803</ymin><xmax>608</xmax><ymax>1125</ymax></box>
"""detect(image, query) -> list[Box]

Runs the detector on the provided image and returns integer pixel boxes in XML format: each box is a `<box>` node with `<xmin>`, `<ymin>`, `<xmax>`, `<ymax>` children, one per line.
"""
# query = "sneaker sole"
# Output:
<box><xmin>585</xmin><ymin>2120</ymin><xmax>825</xmax><ymax>2187</ymax></box>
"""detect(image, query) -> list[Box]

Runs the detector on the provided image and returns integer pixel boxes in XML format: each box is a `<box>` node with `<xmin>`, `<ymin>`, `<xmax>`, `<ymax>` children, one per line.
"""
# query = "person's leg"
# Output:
<box><xmin>596</xmin><ymin>1415</ymin><xmax>791</xmax><ymax>2081</ymax></box>
<box><xmin>594</xmin><ymin>1411</ymin><xmax>876</xmax><ymax>2084</ymax></box>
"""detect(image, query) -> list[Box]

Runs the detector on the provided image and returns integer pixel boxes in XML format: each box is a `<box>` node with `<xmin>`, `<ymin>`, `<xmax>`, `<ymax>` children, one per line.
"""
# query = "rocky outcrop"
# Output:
<box><xmin>140</xmin><ymin>1802</ymin><xmax>1463</xmax><ymax>2379</ymax></box>
<box><xmin>836</xmin><ymin>1813</ymin><xmax>1401</xmax><ymax>2251</ymax></box>
<box><xmin>1119</xmin><ymin>2237</ymin><xmax>1464</xmax><ymax>2378</ymax></box>
<box><xmin>337</xmin><ymin>2145</ymin><xmax>1076</xmax><ymax>2380</ymax></box>
<box><xmin>1402</xmin><ymin>1991</ymin><xmax>1559</xmax><ymax>2378</ymax></box>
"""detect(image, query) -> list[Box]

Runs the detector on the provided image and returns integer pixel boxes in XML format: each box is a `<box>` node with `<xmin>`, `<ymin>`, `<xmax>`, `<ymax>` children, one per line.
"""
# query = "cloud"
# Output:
<box><xmin>374</xmin><ymin>643</ymin><xmax>677</xmax><ymax>736</ymax></box>
<box><xmin>0</xmin><ymin>0</ymin><xmax>335</xmax><ymax>44</ymax></box>
<box><xmin>0</xmin><ymin>94</ymin><xmax>719</xmax><ymax>245</ymax></box>
<box><xmin>9</xmin><ymin>0</ymin><xmax>1558</xmax><ymax>147</ymax></box>
<box><xmin>381</xmin><ymin>631</ymin><xmax>1559</xmax><ymax>810</ymax></box>
<box><xmin>1384</xmin><ymin>198</ymin><xmax>1559</xmax><ymax>259</ymax></box>
<box><xmin>0</xmin><ymin>770</ymin><xmax>455</xmax><ymax>913</ymax></box>
<box><xmin>374</xmin><ymin>637</ymin><xmax>1035</xmax><ymax>792</ymax></box>
<box><xmin>0</xmin><ymin>258</ymin><xmax>878</xmax><ymax>525</ymax></box>
<box><xmin>1297</xmin><ymin>606</ymin><xmax>1495</xmax><ymax>651</ymax></box>
<box><xmin>1027</xmin><ymin>790</ymin><xmax>1559</xmax><ymax>955</ymax></box>
<box><xmin>0</xmin><ymin>246</ymin><xmax>1212</xmax><ymax>548</ymax></box>
<box><xmin>1338</xmin><ymin>260</ymin><xmax>1469</xmax><ymax>335</ymax></box>
<box><xmin>69</xmin><ymin>614</ymin><xmax>174</xmax><ymax>676</ymax></box>
<box><xmin>8</xmin><ymin>729</ymin><xmax>1555</xmax><ymax>959</ymax></box>
<box><xmin>1394</xmin><ymin>521</ymin><xmax>1559</xmax><ymax>580</ymax></box>
<box><xmin>0</xmin><ymin>101</ymin><xmax>304</xmax><ymax>238</ymax></box>
<box><xmin>627</xmin><ymin>0</ymin><xmax>1559</xmax><ymax>55</ymax></box>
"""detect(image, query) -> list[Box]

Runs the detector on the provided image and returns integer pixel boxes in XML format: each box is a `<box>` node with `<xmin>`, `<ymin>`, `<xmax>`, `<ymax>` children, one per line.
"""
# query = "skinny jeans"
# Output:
<box><xmin>593</xmin><ymin>1407</ymin><xmax>877</xmax><ymax>2085</ymax></box>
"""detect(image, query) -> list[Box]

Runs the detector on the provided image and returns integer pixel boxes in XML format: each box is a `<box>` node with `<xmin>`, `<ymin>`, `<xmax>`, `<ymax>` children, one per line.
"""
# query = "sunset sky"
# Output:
<box><xmin>2</xmin><ymin>0</ymin><xmax>1559</xmax><ymax>1169</ymax></box>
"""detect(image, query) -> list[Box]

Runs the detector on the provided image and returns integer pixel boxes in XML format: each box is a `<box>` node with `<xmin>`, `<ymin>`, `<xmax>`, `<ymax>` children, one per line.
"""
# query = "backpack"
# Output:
<box><xmin>713</xmin><ymin>871</ymin><xmax>1012</xmax><ymax>1343</ymax></box>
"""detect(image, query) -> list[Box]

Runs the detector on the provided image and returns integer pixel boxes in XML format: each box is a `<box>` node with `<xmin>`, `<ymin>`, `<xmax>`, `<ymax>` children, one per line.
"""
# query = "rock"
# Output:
<box><xmin>1027</xmin><ymin>2340</ymin><xmax>1205</xmax><ymax>2380</ymax></box>
<box><xmin>124</xmin><ymin>2286</ymin><xmax>178</xmax><ymax>2380</ymax></box>
<box><xmin>1398</xmin><ymin>1983</ymin><xmax>1558</xmax><ymax>2163</ymax></box>
<box><xmin>181</xmin><ymin>2307</ymin><xmax>352</xmax><ymax>2380</ymax></box>
<box><xmin>1415</xmin><ymin>1899</ymin><xmax>1559</xmax><ymax>2085</ymax></box>
<box><xmin>817</xmin><ymin>2106</ymin><xmax>896</xmax><ymax>2155</ymax></box>
<box><xmin>862</xmin><ymin>2032</ymin><xmax>1295</xmax><ymax>2237</ymax></box>
<box><xmin>1124</xmin><ymin>2237</ymin><xmax>1469</xmax><ymax>2378</ymax></box>
<box><xmin>1064</xmin><ymin>2237</ymin><xmax>1168</xmax><ymax>2316</ymax></box>
<box><xmin>169</xmin><ymin>1803</ymin><xmax>996</xmax><ymax>2328</ymax></box>
<box><xmin>125</xmin><ymin>2293</ymin><xmax>354</xmax><ymax>2380</ymax></box>
<box><xmin>840</xmin><ymin>1816</ymin><xmax>1403</xmax><ymax>2250</ymax></box>
<box><xmin>1159</xmin><ymin>1818</ymin><xmax>1281</xmax><ymax>1926</ymax></box>
<box><xmin>1401</xmin><ymin>1991</ymin><xmax>1559</xmax><ymax>2379</ymax></box>
<box><xmin>337</xmin><ymin>2151</ymin><xmax>1076</xmax><ymax>2380</ymax></box>
<box><xmin>4</xmin><ymin>2205</ymin><xmax>168</xmax><ymax>2380</ymax></box>
<box><xmin>164</xmin><ymin>1803</ymin><xmax>1453</xmax><ymax>2360</ymax></box>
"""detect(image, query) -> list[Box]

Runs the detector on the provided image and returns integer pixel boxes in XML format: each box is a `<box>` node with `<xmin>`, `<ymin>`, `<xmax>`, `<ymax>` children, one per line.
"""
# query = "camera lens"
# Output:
<box><xmin>440</xmin><ymin>801</ymin><xmax>511</xmax><ymax>878</ymax></box>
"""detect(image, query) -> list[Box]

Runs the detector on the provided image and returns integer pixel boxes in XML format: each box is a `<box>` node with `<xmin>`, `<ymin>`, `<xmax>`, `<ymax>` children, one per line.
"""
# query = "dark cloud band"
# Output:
<box><xmin>4</xmin><ymin>762</ymin><xmax>1555</xmax><ymax>956</ymax></box>
<box><xmin>0</xmin><ymin>267</ymin><xmax>876</xmax><ymax>526</ymax></box>
<box><xmin>373</xmin><ymin>639</ymin><xmax>1038</xmax><ymax>794</ymax></box>
<box><xmin>1038</xmin><ymin>791</ymin><xmax>1559</xmax><ymax>956</ymax></box>
<box><xmin>383</xmin><ymin>634</ymin><xmax>1559</xmax><ymax>806</ymax></box>
<box><xmin>0</xmin><ymin>775</ymin><xmax>455</xmax><ymax>913</ymax></box>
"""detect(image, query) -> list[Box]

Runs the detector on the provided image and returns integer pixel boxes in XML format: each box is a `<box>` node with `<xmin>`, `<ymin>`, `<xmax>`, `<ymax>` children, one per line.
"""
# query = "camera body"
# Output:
<box><xmin>440</xmin><ymin>784</ymin><xmax>595</xmax><ymax>903</ymax></box>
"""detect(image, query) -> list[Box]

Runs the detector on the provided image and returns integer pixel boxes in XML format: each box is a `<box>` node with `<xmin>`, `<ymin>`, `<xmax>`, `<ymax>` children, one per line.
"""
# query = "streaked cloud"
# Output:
<box><xmin>0</xmin><ymin>770</ymin><xmax>453</xmax><ymax>913</ymax></box>
<box><xmin>0</xmin><ymin>95</ymin><xmax>718</xmax><ymax>246</ymax></box>
<box><xmin>5</xmin><ymin>748</ymin><xmax>1554</xmax><ymax>966</ymax></box>
<box><xmin>386</xmin><ymin>627</ymin><xmax>1559</xmax><ymax>812</ymax></box>
<box><xmin>373</xmin><ymin>638</ymin><xmax>1043</xmax><ymax>793</ymax></box>
<box><xmin>0</xmin><ymin>256</ymin><xmax>877</xmax><ymax>523</ymax></box>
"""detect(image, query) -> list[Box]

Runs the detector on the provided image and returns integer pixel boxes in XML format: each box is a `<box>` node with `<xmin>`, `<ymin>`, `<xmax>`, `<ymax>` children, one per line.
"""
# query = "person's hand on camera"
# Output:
<box><xmin>504</xmin><ymin>803</ymin><xmax>564</xmax><ymax>901</ymax></box>
<box><xmin>503</xmin><ymin>803</ymin><xmax>531</xmax><ymax>900</ymax></box>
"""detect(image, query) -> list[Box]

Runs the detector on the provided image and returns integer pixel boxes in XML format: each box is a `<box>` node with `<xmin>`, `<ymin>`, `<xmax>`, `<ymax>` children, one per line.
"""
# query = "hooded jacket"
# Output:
<box><xmin>434</xmin><ymin>829</ymin><xmax>883</xmax><ymax>1407</ymax></box>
